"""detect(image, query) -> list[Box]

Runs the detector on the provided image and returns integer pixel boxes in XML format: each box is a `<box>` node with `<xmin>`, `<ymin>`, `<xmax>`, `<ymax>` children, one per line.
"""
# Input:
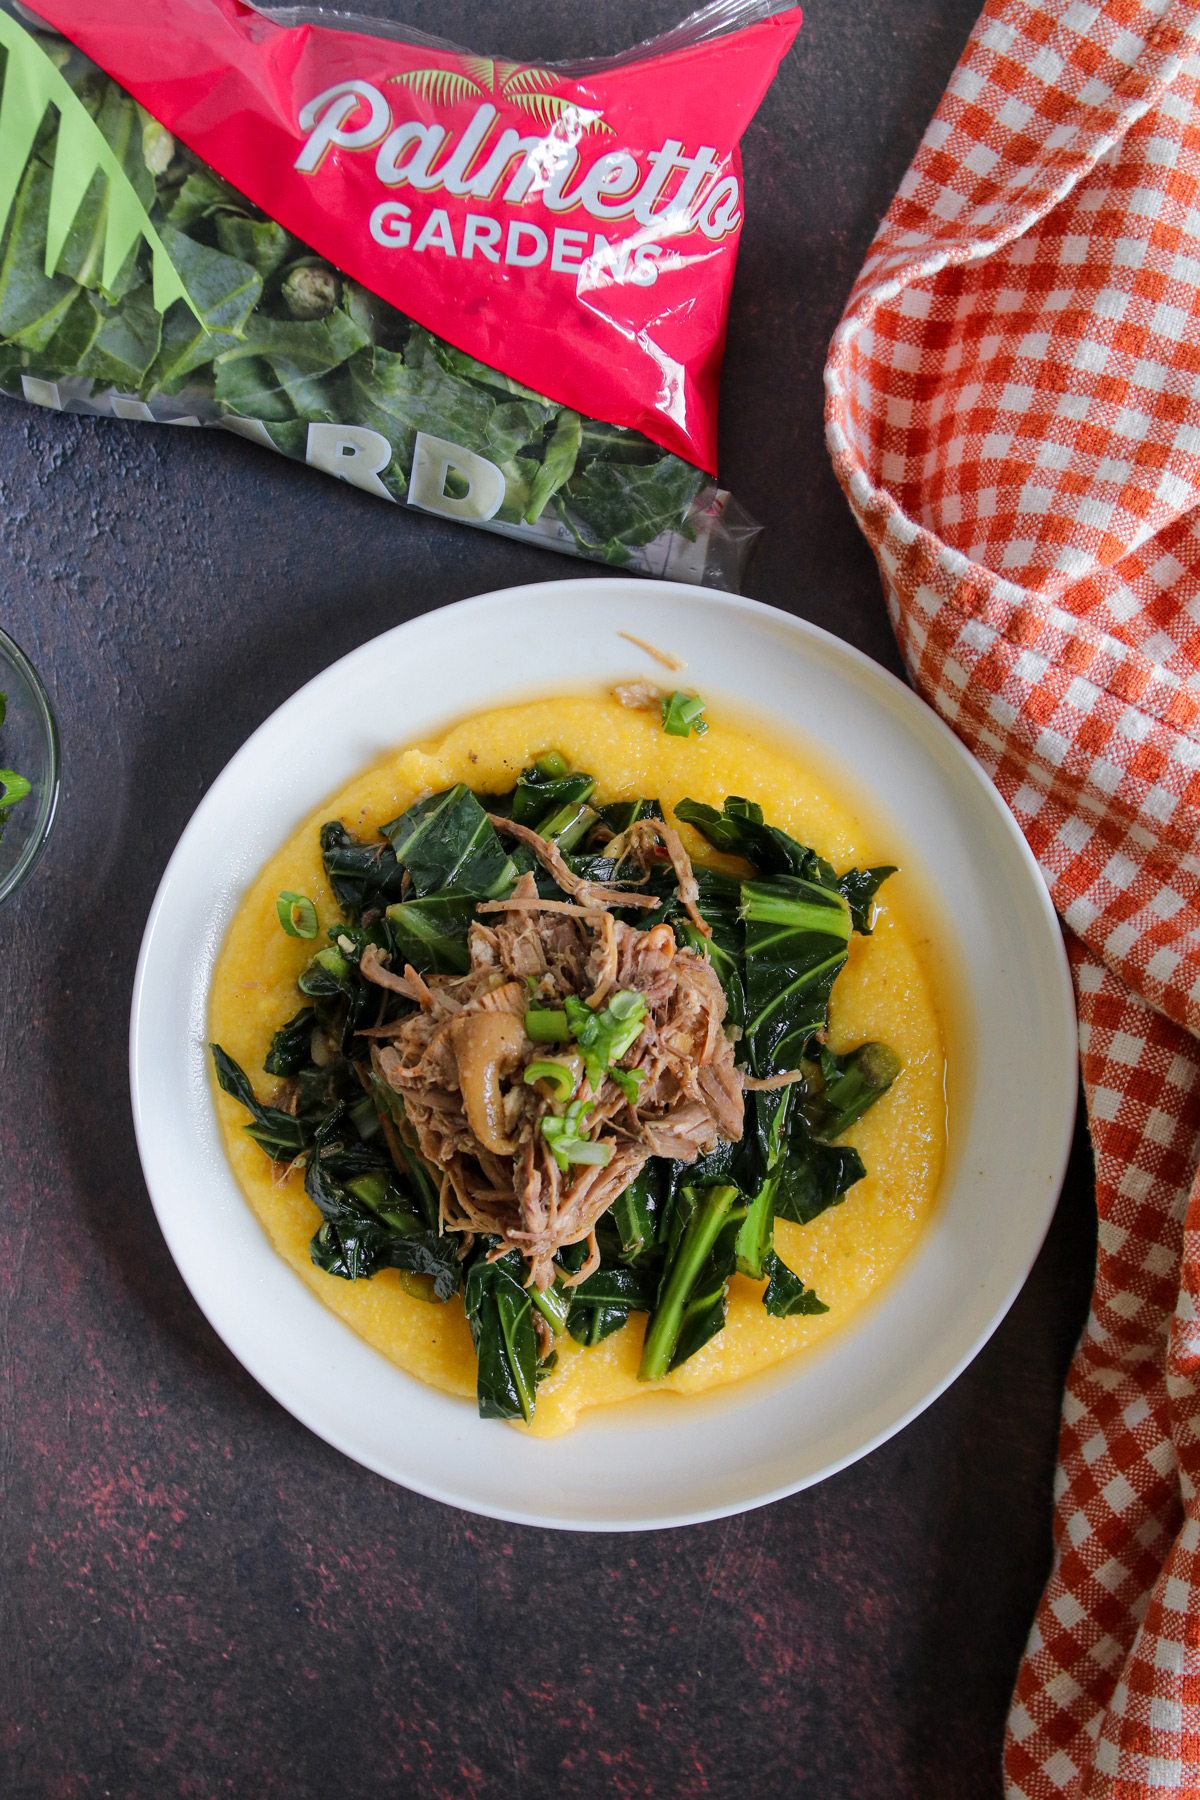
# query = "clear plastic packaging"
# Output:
<box><xmin>0</xmin><ymin>0</ymin><xmax>801</xmax><ymax>587</ymax></box>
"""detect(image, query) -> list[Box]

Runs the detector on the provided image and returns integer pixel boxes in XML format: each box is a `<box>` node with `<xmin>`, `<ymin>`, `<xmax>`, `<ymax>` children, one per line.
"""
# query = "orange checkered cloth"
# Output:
<box><xmin>824</xmin><ymin>1</ymin><xmax>1200</xmax><ymax>1793</ymax></box>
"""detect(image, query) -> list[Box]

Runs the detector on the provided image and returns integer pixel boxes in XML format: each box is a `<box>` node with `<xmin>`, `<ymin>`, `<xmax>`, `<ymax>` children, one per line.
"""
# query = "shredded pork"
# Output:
<box><xmin>486</xmin><ymin>812</ymin><xmax>661</xmax><ymax>912</ymax></box>
<box><xmin>364</xmin><ymin>820</ymin><xmax>746</xmax><ymax>1290</ymax></box>
<box><xmin>605</xmin><ymin>817</ymin><xmax>712</xmax><ymax>938</ymax></box>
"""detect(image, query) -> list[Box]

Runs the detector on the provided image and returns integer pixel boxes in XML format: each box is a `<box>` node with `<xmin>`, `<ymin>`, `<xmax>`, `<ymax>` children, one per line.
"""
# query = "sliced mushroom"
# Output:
<box><xmin>448</xmin><ymin>1012</ymin><xmax>527</xmax><ymax>1155</ymax></box>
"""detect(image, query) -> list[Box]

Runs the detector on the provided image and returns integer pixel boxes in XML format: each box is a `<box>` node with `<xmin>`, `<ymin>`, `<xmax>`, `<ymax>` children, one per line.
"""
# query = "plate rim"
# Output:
<box><xmin>129</xmin><ymin>576</ymin><xmax>1078</xmax><ymax>1531</ymax></box>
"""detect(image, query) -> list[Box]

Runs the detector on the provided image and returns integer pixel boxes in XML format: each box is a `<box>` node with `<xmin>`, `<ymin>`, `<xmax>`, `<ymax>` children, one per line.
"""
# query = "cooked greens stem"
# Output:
<box><xmin>741</xmin><ymin>898</ymin><xmax>850</xmax><ymax>935</ymax></box>
<box><xmin>735</xmin><ymin>1177</ymin><xmax>777</xmax><ymax>1280</ymax></box>
<box><xmin>639</xmin><ymin>1186</ymin><xmax>739</xmax><ymax>1382</ymax></box>
<box><xmin>530</xmin><ymin>1281</ymin><xmax>570</xmax><ymax>1335</ymax></box>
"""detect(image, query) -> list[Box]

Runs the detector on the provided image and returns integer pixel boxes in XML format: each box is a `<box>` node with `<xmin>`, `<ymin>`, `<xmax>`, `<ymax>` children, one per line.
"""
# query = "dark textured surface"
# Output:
<box><xmin>0</xmin><ymin>3</ymin><xmax>1098</xmax><ymax>1795</ymax></box>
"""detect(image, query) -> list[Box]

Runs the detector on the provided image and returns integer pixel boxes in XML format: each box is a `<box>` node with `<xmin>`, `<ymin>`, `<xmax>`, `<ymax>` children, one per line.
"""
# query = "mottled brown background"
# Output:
<box><xmin>0</xmin><ymin>2</ymin><xmax>1095</xmax><ymax>1795</ymax></box>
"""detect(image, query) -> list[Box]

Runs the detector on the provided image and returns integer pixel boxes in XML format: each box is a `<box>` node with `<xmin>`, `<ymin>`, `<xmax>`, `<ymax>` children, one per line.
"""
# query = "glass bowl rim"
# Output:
<box><xmin>0</xmin><ymin>622</ymin><xmax>60</xmax><ymax>907</ymax></box>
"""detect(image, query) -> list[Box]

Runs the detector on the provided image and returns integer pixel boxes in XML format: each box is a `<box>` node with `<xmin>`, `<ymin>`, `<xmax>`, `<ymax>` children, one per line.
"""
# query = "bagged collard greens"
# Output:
<box><xmin>0</xmin><ymin>0</ymin><xmax>802</xmax><ymax>586</ymax></box>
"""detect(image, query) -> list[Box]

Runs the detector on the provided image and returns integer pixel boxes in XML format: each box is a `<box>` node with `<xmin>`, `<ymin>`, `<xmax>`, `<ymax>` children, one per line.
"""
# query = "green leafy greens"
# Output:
<box><xmin>210</xmin><ymin>760</ymin><xmax>905</xmax><ymax>1425</ymax></box>
<box><xmin>0</xmin><ymin>12</ymin><xmax>718</xmax><ymax>571</ymax></box>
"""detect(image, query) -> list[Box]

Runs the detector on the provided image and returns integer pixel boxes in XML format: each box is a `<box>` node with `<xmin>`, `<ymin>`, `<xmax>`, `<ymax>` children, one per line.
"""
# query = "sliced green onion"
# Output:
<box><xmin>535</xmin><ymin>750</ymin><xmax>569</xmax><ymax>778</ymax></box>
<box><xmin>541</xmin><ymin>1102</ymin><xmax>614</xmax><ymax>1172</ymax></box>
<box><xmin>560</xmin><ymin>1140</ymin><xmax>612</xmax><ymax>1166</ymax></box>
<box><xmin>525</xmin><ymin>1007</ymin><xmax>571</xmax><ymax>1041</ymax></box>
<box><xmin>541</xmin><ymin>1120</ymin><xmax>613</xmax><ymax>1171</ymax></box>
<box><xmin>0</xmin><ymin>769</ymin><xmax>31</xmax><ymax>809</ymax></box>
<box><xmin>276</xmin><ymin>890</ymin><xmax>318</xmax><ymax>938</ymax></box>
<box><xmin>525</xmin><ymin>1059</ymin><xmax>577</xmax><ymax>1102</ymax></box>
<box><xmin>562</xmin><ymin>990</ymin><xmax>648</xmax><ymax>1092</ymax></box>
<box><xmin>661</xmin><ymin>691</ymin><xmax>709</xmax><ymax>738</ymax></box>
<box><xmin>608</xmin><ymin>1016</ymin><xmax>647</xmax><ymax>1062</ymax></box>
<box><xmin>541</xmin><ymin>1115</ymin><xmax>571</xmax><ymax>1170</ymax></box>
<box><xmin>610</xmin><ymin>1067</ymin><xmax>644</xmax><ymax>1104</ymax></box>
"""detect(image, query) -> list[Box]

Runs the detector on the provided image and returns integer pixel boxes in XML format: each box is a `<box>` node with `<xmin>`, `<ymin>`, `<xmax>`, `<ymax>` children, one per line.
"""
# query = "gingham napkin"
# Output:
<box><xmin>824</xmin><ymin>2</ymin><xmax>1200</xmax><ymax>1792</ymax></box>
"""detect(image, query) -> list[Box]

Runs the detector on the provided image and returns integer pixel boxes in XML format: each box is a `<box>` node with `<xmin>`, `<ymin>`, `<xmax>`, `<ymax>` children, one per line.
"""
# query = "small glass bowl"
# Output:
<box><xmin>0</xmin><ymin>626</ymin><xmax>60</xmax><ymax>907</ymax></box>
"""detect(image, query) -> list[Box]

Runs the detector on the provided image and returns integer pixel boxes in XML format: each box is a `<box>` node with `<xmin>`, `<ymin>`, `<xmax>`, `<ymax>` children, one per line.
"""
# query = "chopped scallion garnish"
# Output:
<box><xmin>661</xmin><ymin>691</ymin><xmax>709</xmax><ymax>737</ymax></box>
<box><xmin>525</xmin><ymin>1006</ymin><xmax>572</xmax><ymax>1041</ymax></box>
<box><xmin>525</xmin><ymin>1059</ymin><xmax>578</xmax><ymax>1102</ymax></box>
<box><xmin>557</xmin><ymin>1139</ymin><xmax>612</xmax><ymax>1167</ymax></box>
<box><xmin>564</xmin><ymin>990</ymin><xmax>648</xmax><ymax>1092</ymax></box>
<box><xmin>276</xmin><ymin>890</ymin><xmax>318</xmax><ymax>938</ymax></box>
<box><xmin>610</xmin><ymin>1066</ymin><xmax>644</xmax><ymax>1104</ymax></box>
<box><xmin>541</xmin><ymin>1100</ymin><xmax>614</xmax><ymax>1172</ymax></box>
<box><xmin>0</xmin><ymin>691</ymin><xmax>26</xmax><ymax>848</ymax></box>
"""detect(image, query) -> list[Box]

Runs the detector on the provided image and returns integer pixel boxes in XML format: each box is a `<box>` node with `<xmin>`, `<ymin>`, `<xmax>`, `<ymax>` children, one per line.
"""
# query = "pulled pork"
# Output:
<box><xmin>366</xmin><ymin>837</ymin><xmax>744</xmax><ymax>1291</ymax></box>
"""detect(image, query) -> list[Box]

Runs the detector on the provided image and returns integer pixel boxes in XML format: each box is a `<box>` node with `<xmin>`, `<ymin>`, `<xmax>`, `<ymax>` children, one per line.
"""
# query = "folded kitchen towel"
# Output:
<box><xmin>824</xmin><ymin>1</ymin><xmax>1200</xmax><ymax>1793</ymax></box>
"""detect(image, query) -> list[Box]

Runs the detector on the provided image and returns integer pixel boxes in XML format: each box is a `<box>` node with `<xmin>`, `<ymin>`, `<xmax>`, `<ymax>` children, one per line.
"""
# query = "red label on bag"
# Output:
<box><xmin>31</xmin><ymin>0</ymin><xmax>802</xmax><ymax>473</ymax></box>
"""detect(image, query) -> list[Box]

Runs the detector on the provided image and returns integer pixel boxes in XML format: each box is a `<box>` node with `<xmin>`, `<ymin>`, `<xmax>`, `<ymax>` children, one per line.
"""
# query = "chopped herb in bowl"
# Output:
<box><xmin>0</xmin><ymin>691</ymin><xmax>31</xmax><ymax>845</ymax></box>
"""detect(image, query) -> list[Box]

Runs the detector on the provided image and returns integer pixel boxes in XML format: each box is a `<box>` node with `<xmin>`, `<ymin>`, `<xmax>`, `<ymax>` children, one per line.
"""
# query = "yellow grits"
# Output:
<box><xmin>209</xmin><ymin>695</ymin><xmax>946</xmax><ymax>1437</ymax></box>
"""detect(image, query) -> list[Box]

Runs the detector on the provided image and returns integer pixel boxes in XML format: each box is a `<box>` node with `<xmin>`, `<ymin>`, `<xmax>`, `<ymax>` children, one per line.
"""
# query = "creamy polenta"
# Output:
<box><xmin>209</xmin><ymin>694</ymin><xmax>946</xmax><ymax>1437</ymax></box>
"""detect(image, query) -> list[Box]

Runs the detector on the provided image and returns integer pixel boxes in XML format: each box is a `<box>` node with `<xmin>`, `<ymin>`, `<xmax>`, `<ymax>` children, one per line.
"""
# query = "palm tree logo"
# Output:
<box><xmin>390</xmin><ymin>58</ymin><xmax>613</xmax><ymax>136</ymax></box>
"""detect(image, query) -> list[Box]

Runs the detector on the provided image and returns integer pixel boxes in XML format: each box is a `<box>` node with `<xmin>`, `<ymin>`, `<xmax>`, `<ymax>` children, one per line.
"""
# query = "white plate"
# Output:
<box><xmin>130</xmin><ymin>578</ymin><xmax>1076</xmax><ymax>1530</ymax></box>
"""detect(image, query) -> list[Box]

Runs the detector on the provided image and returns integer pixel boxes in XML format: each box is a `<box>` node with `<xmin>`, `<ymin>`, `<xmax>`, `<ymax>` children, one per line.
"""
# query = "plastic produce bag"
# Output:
<box><xmin>0</xmin><ymin>0</ymin><xmax>802</xmax><ymax>587</ymax></box>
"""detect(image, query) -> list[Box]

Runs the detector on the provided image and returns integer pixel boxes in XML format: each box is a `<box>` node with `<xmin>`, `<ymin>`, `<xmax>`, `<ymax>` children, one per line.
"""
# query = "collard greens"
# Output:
<box><xmin>212</xmin><ymin>760</ymin><xmax>903</xmax><ymax>1425</ymax></box>
<box><xmin>0</xmin><ymin>10</ymin><xmax>749</xmax><ymax>585</ymax></box>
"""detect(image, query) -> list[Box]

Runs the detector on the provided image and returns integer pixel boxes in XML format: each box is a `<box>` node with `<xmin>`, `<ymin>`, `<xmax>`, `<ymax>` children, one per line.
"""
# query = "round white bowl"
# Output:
<box><xmin>130</xmin><ymin>579</ymin><xmax>1076</xmax><ymax>1530</ymax></box>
